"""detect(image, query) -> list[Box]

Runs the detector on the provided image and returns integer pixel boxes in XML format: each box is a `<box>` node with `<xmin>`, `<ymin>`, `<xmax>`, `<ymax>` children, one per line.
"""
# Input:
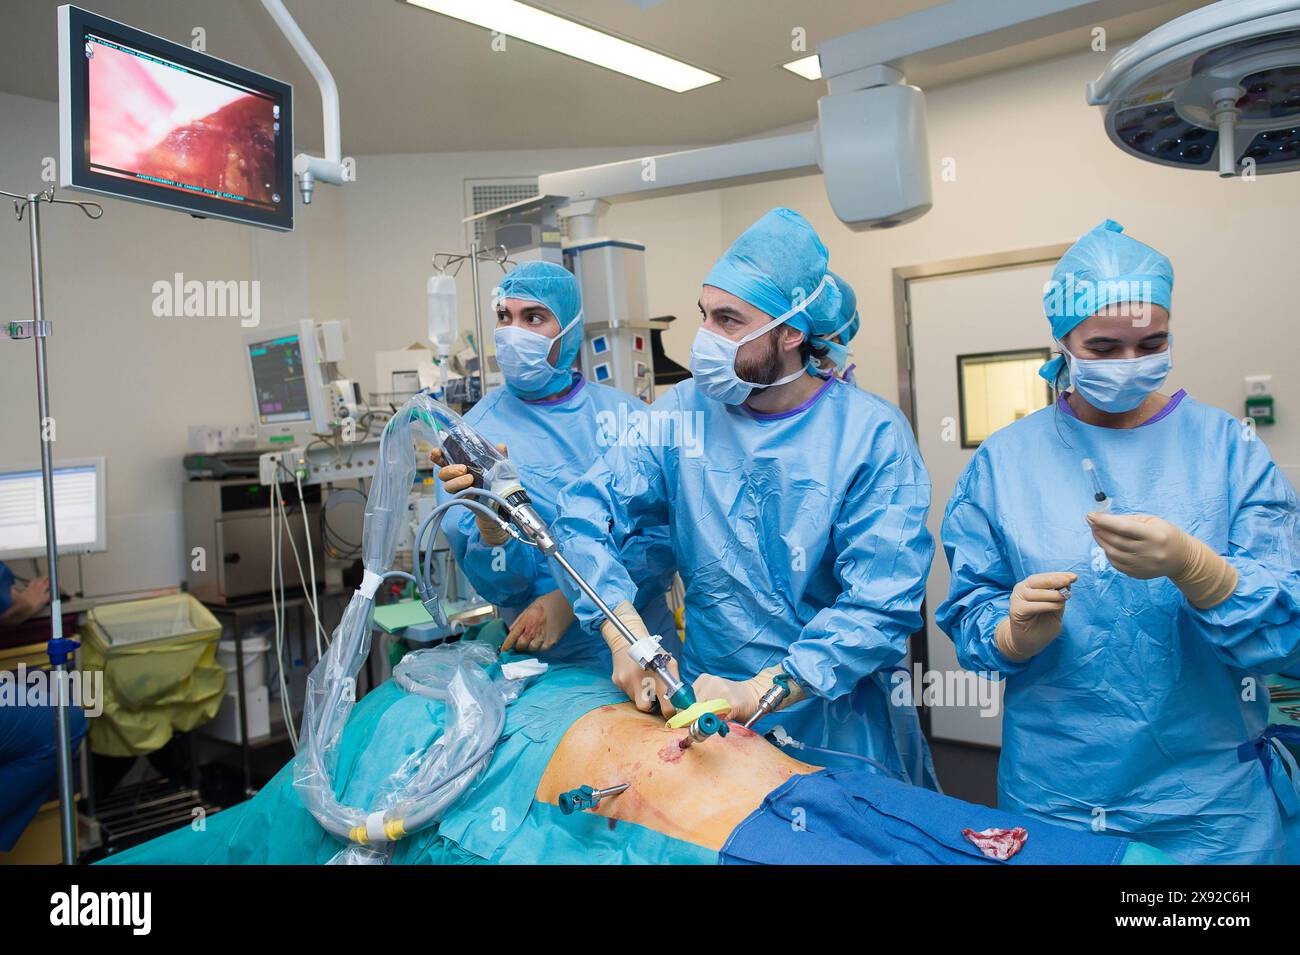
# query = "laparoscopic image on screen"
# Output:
<box><xmin>85</xmin><ymin>34</ymin><xmax>278</xmax><ymax>207</ymax></box>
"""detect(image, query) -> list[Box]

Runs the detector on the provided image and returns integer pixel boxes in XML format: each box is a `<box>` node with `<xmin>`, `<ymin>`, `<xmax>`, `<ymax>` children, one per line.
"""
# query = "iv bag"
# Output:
<box><xmin>427</xmin><ymin>274</ymin><xmax>458</xmax><ymax>356</ymax></box>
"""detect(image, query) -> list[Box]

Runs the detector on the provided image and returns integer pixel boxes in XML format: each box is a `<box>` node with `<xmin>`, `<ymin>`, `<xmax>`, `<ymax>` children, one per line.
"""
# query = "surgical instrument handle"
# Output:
<box><xmin>558</xmin><ymin>782</ymin><xmax>629</xmax><ymax>815</ymax></box>
<box><xmin>742</xmin><ymin>673</ymin><xmax>792</xmax><ymax>730</ymax></box>
<box><xmin>678</xmin><ymin>710</ymin><xmax>730</xmax><ymax>750</ymax></box>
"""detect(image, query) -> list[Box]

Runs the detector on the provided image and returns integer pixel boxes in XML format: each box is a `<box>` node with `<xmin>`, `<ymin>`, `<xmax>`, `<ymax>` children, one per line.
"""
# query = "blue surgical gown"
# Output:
<box><xmin>552</xmin><ymin>376</ymin><xmax>938</xmax><ymax>786</ymax></box>
<box><xmin>439</xmin><ymin>375</ymin><xmax>677</xmax><ymax>666</ymax></box>
<box><xmin>937</xmin><ymin>393</ymin><xmax>1300</xmax><ymax>864</ymax></box>
<box><xmin>0</xmin><ymin>562</ymin><xmax>14</xmax><ymax>614</ymax></box>
<box><xmin>1</xmin><ymin>697</ymin><xmax>87</xmax><ymax>851</ymax></box>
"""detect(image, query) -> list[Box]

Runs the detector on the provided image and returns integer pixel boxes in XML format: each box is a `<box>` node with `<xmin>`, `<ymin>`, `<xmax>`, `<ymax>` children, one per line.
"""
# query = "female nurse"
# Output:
<box><xmin>936</xmin><ymin>219</ymin><xmax>1300</xmax><ymax>864</ymax></box>
<box><xmin>431</xmin><ymin>261</ymin><xmax>677</xmax><ymax>666</ymax></box>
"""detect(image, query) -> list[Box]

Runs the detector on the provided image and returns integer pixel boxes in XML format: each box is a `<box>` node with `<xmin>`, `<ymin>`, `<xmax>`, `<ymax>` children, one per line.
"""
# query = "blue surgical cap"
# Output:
<box><xmin>497</xmin><ymin>260</ymin><xmax>585</xmax><ymax>371</ymax></box>
<box><xmin>1040</xmin><ymin>219</ymin><xmax>1174</xmax><ymax>383</ymax></box>
<box><xmin>703</xmin><ymin>207</ymin><xmax>843</xmax><ymax>339</ymax></box>
<box><xmin>824</xmin><ymin>270</ymin><xmax>858</xmax><ymax>342</ymax></box>
<box><xmin>808</xmin><ymin>270</ymin><xmax>858</xmax><ymax>373</ymax></box>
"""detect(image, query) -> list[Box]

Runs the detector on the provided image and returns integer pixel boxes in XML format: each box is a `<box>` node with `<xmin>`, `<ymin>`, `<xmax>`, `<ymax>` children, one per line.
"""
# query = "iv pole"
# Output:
<box><xmin>430</xmin><ymin>243</ymin><xmax>513</xmax><ymax>401</ymax></box>
<box><xmin>1</xmin><ymin>186</ymin><xmax>103</xmax><ymax>864</ymax></box>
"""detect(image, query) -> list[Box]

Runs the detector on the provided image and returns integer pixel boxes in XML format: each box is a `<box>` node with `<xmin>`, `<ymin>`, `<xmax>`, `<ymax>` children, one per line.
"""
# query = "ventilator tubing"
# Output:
<box><xmin>293</xmin><ymin>393</ymin><xmax>530</xmax><ymax>864</ymax></box>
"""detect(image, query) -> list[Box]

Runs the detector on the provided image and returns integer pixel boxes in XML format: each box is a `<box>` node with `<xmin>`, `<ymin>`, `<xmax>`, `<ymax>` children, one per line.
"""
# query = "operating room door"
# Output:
<box><xmin>906</xmin><ymin>260</ymin><xmax>1057</xmax><ymax>747</ymax></box>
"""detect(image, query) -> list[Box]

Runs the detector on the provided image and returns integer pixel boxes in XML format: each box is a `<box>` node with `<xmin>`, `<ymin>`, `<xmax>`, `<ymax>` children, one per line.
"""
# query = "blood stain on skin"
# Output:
<box><xmin>657</xmin><ymin>742</ymin><xmax>684</xmax><ymax>763</ymax></box>
<box><xmin>727</xmin><ymin>722</ymin><xmax>757</xmax><ymax>739</ymax></box>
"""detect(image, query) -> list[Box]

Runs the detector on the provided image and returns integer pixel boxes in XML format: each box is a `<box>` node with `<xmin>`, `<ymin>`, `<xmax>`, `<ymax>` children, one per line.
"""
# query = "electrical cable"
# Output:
<box><xmin>321</xmin><ymin>485</ymin><xmax>365</xmax><ymax>559</ymax></box>
<box><xmin>269</xmin><ymin>478</ymin><xmax>298</xmax><ymax>749</ymax></box>
<box><xmin>296</xmin><ymin>470</ymin><xmax>327</xmax><ymax>656</ymax></box>
<box><xmin>767</xmin><ymin>729</ymin><xmax>903</xmax><ymax>781</ymax></box>
<box><xmin>272</xmin><ymin>462</ymin><xmax>330</xmax><ymax>657</ymax></box>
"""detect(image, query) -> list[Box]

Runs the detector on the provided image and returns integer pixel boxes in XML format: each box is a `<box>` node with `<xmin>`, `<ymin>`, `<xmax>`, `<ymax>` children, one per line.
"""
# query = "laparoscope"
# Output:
<box><xmin>427</xmin><ymin>408</ymin><xmax>699</xmax><ymax>716</ymax></box>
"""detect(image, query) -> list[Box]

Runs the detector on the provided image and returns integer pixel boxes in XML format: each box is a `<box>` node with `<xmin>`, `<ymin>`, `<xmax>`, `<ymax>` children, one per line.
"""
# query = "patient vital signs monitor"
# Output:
<box><xmin>0</xmin><ymin>458</ymin><xmax>107</xmax><ymax>561</ymax></box>
<box><xmin>244</xmin><ymin>320</ymin><xmax>333</xmax><ymax>442</ymax></box>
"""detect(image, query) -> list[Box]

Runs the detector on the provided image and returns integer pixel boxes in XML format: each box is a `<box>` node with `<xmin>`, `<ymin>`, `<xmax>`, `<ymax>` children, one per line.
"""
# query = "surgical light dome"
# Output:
<box><xmin>1089</xmin><ymin>0</ymin><xmax>1300</xmax><ymax>176</ymax></box>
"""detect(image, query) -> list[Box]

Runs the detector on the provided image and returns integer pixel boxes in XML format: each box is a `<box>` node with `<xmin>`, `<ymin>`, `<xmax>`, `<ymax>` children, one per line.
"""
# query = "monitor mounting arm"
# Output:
<box><xmin>260</xmin><ymin>0</ymin><xmax>350</xmax><ymax>204</ymax></box>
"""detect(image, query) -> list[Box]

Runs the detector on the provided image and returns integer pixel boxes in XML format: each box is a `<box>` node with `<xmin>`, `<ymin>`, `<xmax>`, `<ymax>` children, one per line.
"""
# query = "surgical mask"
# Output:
<box><xmin>811</xmin><ymin>309</ymin><xmax>857</xmax><ymax>376</ymax></box>
<box><xmin>824</xmin><ymin>341</ymin><xmax>850</xmax><ymax>373</ymax></box>
<box><xmin>1060</xmin><ymin>340</ymin><xmax>1172</xmax><ymax>413</ymax></box>
<box><xmin>691</xmin><ymin>274</ymin><xmax>835</xmax><ymax>405</ymax></box>
<box><xmin>494</xmin><ymin>311</ymin><xmax>582</xmax><ymax>399</ymax></box>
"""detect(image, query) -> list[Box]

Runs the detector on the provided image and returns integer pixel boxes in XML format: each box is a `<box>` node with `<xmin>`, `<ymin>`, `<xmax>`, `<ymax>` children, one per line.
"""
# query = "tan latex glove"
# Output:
<box><xmin>600</xmin><ymin>600</ymin><xmax>680</xmax><ymax>716</ymax></box>
<box><xmin>995</xmin><ymin>572</ymin><xmax>1077</xmax><ymax>661</ymax></box>
<box><xmin>692</xmin><ymin>665</ymin><xmax>805</xmax><ymax>725</ymax></box>
<box><xmin>429</xmin><ymin>444</ymin><xmax>510</xmax><ymax>546</ymax></box>
<box><xmin>502</xmin><ymin>589</ymin><xmax>575</xmax><ymax>655</ymax></box>
<box><xmin>1087</xmin><ymin>512</ymin><xmax>1238</xmax><ymax>609</ymax></box>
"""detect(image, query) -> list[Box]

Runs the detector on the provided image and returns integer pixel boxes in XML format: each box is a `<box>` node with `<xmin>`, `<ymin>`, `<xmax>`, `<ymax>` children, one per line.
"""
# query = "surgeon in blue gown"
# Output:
<box><xmin>936</xmin><ymin>219</ymin><xmax>1300</xmax><ymax>864</ymax></box>
<box><xmin>551</xmin><ymin>208</ymin><xmax>938</xmax><ymax>786</ymax></box>
<box><xmin>432</xmin><ymin>261</ymin><xmax>676</xmax><ymax>667</ymax></box>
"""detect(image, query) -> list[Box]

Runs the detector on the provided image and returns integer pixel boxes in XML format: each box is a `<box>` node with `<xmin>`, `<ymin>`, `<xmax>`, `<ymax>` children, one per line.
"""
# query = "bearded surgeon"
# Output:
<box><xmin>550</xmin><ymin>207</ymin><xmax>937</xmax><ymax>786</ymax></box>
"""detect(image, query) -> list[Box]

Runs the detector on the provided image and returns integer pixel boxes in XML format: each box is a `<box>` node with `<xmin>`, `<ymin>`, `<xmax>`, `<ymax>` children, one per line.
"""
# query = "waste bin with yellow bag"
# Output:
<box><xmin>81</xmin><ymin>594</ymin><xmax>226</xmax><ymax>757</ymax></box>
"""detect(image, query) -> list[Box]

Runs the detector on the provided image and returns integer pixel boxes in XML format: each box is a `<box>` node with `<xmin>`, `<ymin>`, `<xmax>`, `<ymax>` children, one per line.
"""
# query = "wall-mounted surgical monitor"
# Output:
<box><xmin>244</xmin><ymin>320</ymin><xmax>332</xmax><ymax>443</ymax></box>
<box><xmin>0</xmin><ymin>458</ymin><xmax>107</xmax><ymax>561</ymax></box>
<box><xmin>58</xmin><ymin>4</ymin><xmax>294</xmax><ymax>231</ymax></box>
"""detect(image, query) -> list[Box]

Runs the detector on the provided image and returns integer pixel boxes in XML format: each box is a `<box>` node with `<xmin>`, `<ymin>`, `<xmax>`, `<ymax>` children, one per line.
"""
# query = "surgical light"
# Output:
<box><xmin>1089</xmin><ymin>0</ymin><xmax>1300</xmax><ymax>176</ymax></box>
<box><xmin>403</xmin><ymin>0</ymin><xmax>721</xmax><ymax>93</ymax></box>
<box><xmin>782</xmin><ymin>54</ymin><xmax>822</xmax><ymax>80</ymax></box>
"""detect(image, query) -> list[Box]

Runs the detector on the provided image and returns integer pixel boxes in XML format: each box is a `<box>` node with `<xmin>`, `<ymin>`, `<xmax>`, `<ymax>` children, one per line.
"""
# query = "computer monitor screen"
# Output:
<box><xmin>249</xmin><ymin>333</ymin><xmax>312</xmax><ymax>425</ymax></box>
<box><xmin>58</xmin><ymin>5</ymin><xmax>293</xmax><ymax>231</ymax></box>
<box><xmin>0</xmin><ymin>459</ymin><xmax>106</xmax><ymax>560</ymax></box>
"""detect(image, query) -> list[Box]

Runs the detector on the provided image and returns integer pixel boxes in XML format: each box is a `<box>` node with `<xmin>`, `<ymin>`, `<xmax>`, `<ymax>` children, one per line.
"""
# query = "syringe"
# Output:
<box><xmin>1082</xmin><ymin>458</ymin><xmax>1111</xmax><ymax>511</ymax></box>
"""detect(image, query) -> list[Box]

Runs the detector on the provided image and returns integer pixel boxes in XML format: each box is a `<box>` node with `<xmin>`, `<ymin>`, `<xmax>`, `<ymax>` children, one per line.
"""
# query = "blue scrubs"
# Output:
<box><xmin>937</xmin><ymin>392</ymin><xmax>1300</xmax><ymax>863</ymax></box>
<box><xmin>552</xmin><ymin>376</ymin><xmax>938</xmax><ymax>786</ymax></box>
<box><xmin>0</xmin><ymin>693</ymin><xmax>87</xmax><ymax>851</ymax></box>
<box><xmin>440</xmin><ymin>375</ymin><xmax>677</xmax><ymax>666</ymax></box>
<box><xmin>0</xmin><ymin>562</ymin><xmax>14</xmax><ymax>615</ymax></box>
